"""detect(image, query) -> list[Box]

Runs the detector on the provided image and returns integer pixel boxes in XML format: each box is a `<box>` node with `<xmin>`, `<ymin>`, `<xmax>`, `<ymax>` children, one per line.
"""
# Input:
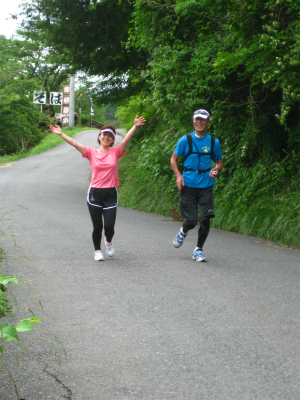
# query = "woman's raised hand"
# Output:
<box><xmin>50</xmin><ymin>125</ymin><xmax>62</xmax><ymax>135</ymax></box>
<box><xmin>134</xmin><ymin>115</ymin><xmax>146</xmax><ymax>127</ymax></box>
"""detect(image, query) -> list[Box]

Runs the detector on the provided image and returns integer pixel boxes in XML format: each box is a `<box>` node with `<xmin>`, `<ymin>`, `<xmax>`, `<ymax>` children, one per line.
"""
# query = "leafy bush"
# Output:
<box><xmin>80</xmin><ymin>114</ymin><xmax>91</xmax><ymax>126</ymax></box>
<box><xmin>0</xmin><ymin>100</ymin><xmax>45</xmax><ymax>156</ymax></box>
<box><xmin>0</xmin><ymin>275</ymin><xmax>41</xmax><ymax>372</ymax></box>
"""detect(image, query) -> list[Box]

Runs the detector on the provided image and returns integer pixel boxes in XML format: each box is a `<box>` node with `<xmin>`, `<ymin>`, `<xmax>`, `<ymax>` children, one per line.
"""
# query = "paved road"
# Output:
<box><xmin>0</xmin><ymin>130</ymin><xmax>299</xmax><ymax>400</ymax></box>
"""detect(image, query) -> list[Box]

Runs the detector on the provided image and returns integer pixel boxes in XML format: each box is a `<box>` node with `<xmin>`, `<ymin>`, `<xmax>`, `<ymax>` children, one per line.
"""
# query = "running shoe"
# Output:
<box><xmin>173</xmin><ymin>228</ymin><xmax>187</xmax><ymax>248</ymax></box>
<box><xmin>94</xmin><ymin>250</ymin><xmax>104</xmax><ymax>261</ymax></box>
<box><xmin>104</xmin><ymin>238</ymin><xmax>115</xmax><ymax>257</ymax></box>
<box><xmin>192</xmin><ymin>248</ymin><xmax>206</xmax><ymax>262</ymax></box>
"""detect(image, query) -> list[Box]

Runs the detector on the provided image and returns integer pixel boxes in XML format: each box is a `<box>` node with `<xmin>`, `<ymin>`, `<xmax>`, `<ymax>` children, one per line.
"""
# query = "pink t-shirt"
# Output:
<box><xmin>82</xmin><ymin>144</ymin><xmax>126</xmax><ymax>188</ymax></box>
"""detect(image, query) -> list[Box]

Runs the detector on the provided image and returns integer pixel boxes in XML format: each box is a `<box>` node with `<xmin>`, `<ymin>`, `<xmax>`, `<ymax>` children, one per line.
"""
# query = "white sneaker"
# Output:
<box><xmin>105</xmin><ymin>238</ymin><xmax>115</xmax><ymax>257</ymax></box>
<box><xmin>192</xmin><ymin>248</ymin><xmax>206</xmax><ymax>262</ymax></box>
<box><xmin>173</xmin><ymin>228</ymin><xmax>187</xmax><ymax>248</ymax></box>
<box><xmin>94</xmin><ymin>250</ymin><xmax>104</xmax><ymax>261</ymax></box>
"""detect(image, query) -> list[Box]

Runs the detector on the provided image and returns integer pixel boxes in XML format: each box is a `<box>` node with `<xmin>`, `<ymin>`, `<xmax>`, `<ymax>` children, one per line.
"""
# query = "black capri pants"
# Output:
<box><xmin>87</xmin><ymin>187</ymin><xmax>118</xmax><ymax>250</ymax></box>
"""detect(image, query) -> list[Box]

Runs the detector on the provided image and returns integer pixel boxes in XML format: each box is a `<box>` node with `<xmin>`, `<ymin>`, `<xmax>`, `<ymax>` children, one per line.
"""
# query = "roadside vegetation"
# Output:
<box><xmin>2</xmin><ymin>0</ymin><xmax>299</xmax><ymax>249</ymax></box>
<box><xmin>0</xmin><ymin>274</ymin><xmax>41</xmax><ymax>372</ymax></box>
<box><xmin>0</xmin><ymin>125</ymin><xmax>97</xmax><ymax>165</ymax></box>
<box><xmin>0</xmin><ymin>205</ymin><xmax>65</xmax><ymax>395</ymax></box>
<box><xmin>114</xmin><ymin>0</ymin><xmax>299</xmax><ymax>249</ymax></box>
<box><xmin>117</xmin><ymin>145</ymin><xmax>300</xmax><ymax>248</ymax></box>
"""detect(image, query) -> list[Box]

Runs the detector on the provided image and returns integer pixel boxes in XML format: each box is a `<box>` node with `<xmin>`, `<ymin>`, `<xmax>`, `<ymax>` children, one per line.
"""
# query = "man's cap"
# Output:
<box><xmin>193</xmin><ymin>109</ymin><xmax>210</xmax><ymax>120</ymax></box>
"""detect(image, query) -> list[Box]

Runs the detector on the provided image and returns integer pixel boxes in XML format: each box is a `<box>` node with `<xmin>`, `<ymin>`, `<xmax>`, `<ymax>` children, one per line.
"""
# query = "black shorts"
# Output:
<box><xmin>180</xmin><ymin>185</ymin><xmax>215</xmax><ymax>220</ymax></box>
<box><xmin>87</xmin><ymin>187</ymin><xmax>118</xmax><ymax>209</ymax></box>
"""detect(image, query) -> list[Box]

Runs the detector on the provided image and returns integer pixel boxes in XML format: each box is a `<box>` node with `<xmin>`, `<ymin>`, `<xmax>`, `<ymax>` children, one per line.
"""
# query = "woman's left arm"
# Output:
<box><xmin>119</xmin><ymin>115</ymin><xmax>146</xmax><ymax>152</ymax></box>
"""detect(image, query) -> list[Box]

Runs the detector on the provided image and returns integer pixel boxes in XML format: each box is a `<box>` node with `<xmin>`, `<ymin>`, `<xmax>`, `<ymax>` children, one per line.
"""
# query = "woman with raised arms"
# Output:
<box><xmin>50</xmin><ymin>115</ymin><xmax>146</xmax><ymax>261</ymax></box>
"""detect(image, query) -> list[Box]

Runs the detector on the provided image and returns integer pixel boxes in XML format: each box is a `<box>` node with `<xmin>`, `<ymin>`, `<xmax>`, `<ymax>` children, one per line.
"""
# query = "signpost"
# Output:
<box><xmin>79</xmin><ymin>93</ymin><xmax>83</xmax><ymax>127</ymax></box>
<box><xmin>33</xmin><ymin>92</ymin><xmax>47</xmax><ymax>112</ymax></box>
<box><xmin>60</xmin><ymin>87</ymin><xmax>69</xmax><ymax>127</ymax></box>
<box><xmin>33</xmin><ymin>78</ymin><xmax>75</xmax><ymax>127</ymax></box>
<box><xmin>69</xmin><ymin>76</ymin><xmax>75</xmax><ymax>128</ymax></box>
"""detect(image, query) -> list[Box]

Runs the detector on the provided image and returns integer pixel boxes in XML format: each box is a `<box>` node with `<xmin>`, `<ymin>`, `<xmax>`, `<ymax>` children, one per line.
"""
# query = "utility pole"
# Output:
<box><xmin>69</xmin><ymin>76</ymin><xmax>75</xmax><ymax>128</ymax></box>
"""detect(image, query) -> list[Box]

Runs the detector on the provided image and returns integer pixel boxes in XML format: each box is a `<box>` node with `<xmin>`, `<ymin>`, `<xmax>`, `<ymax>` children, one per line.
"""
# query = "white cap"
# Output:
<box><xmin>100</xmin><ymin>128</ymin><xmax>116</xmax><ymax>138</ymax></box>
<box><xmin>193</xmin><ymin>109</ymin><xmax>210</xmax><ymax>120</ymax></box>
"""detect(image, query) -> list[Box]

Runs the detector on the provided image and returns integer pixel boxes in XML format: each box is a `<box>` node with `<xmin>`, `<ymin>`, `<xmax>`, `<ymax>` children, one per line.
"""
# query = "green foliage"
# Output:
<box><xmin>213</xmin><ymin>189</ymin><xmax>300</xmax><ymax>248</ymax></box>
<box><xmin>0</xmin><ymin>275</ymin><xmax>18</xmax><ymax>288</ymax></box>
<box><xmin>0</xmin><ymin>12</ymin><xmax>85</xmax><ymax>155</ymax></box>
<box><xmin>20</xmin><ymin>0</ymin><xmax>148</xmax><ymax>103</ymax></box>
<box><xmin>0</xmin><ymin>317</ymin><xmax>41</xmax><ymax>343</ymax></box>
<box><xmin>0</xmin><ymin>274</ymin><xmax>41</xmax><ymax>372</ymax></box>
<box><xmin>0</xmin><ymin>295</ymin><xmax>11</xmax><ymax>320</ymax></box>
<box><xmin>0</xmin><ymin>317</ymin><xmax>41</xmax><ymax>372</ymax></box>
<box><xmin>0</xmin><ymin>31</ymin><xmax>76</xmax><ymax>156</ymax></box>
<box><xmin>0</xmin><ymin>99</ymin><xmax>46</xmax><ymax>156</ymax></box>
<box><xmin>0</xmin><ymin>126</ymin><xmax>95</xmax><ymax>165</ymax></box>
<box><xmin>0</xmin><ymin>35</ymin><xmax>44</xmax><ymax>155</ymax></box>
<box><xmin>0</xmin><ymin>275</ymin><xmax>18</xmax><ymax>319</ymax></box>
<box><xmin>211</xmin><ymin>153</ymin><xmax>300</xmax><ymax>247</ymax></box>
<box><xmin>118</xmin><ymin>143</ymin><xmax>180</xmax><ymax>215</ymax></box>
<box><xmin>213</xmin><ymin>0</ymin><xmax>300</xmax><ymax>127</ymax></box>
<box><xmin>117</xmin><ymin>0</ymin><xmax>300</xmax><ymax>247</ymax></box>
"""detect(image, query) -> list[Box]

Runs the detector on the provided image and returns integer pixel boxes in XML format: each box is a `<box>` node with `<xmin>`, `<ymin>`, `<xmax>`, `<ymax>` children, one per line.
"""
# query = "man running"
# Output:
<box><xmin>170</xmin><ymin>109</ymin><xmax>223</xmax><ymax>262</ymax></box>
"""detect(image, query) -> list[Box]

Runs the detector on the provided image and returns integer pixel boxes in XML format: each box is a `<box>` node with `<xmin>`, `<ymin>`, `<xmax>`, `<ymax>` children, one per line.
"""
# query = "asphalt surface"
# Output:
<box><xmin>0</xmin><ymin>130</ymin><xmax>299</xmax><ymax>400</ymax></box>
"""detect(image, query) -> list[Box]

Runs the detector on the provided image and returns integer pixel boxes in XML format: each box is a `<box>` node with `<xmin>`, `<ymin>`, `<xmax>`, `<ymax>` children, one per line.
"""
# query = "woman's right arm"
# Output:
<box><xmin>49</xmin><ymin>125</ymin><xmax>85</xmax><ymax>155</ymax></box>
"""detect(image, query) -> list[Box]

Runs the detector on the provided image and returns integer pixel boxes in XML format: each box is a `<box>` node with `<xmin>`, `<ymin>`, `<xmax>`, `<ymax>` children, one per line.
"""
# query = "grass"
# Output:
<box><xmin>212</xmin><ymin>193</ymin><xmax>300</xmax><ymax>249</ymax></box>
<box><xmin>118</xmin><ymin>147</ymin><xmax>300</xmax><ymax>249</ymax></box>
<box><xmin>0</xmin><ymin>126</ymin><xmax>97</xmax><ymax>165</ymax></box>
<box><xmin>118</xmin><ymin>146</ymin><xmax>180</xmax><ymax>215</ymax></box>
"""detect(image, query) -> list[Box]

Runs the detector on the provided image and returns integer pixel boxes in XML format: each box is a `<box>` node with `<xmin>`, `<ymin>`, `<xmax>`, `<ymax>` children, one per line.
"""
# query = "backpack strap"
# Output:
<box><xmin>182</xmin><ymin>134</ymin><xmax>193</xmax><ymax>162</ymax></box>
<box><xmin>182</xmin><ymin>134</ymin><xmax>215</xmax><ymax>174</ymax></box>
<box><xmin>211</xmin><ymin>136</ymin><xmax>215</xmax><ymax>160</ymax></box>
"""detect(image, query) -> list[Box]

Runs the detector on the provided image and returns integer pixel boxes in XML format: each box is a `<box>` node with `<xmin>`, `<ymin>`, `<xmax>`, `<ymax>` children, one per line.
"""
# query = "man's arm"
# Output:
<box><xmin>170</xmin><ymin>152</ymin><xmax>185</xmax><ymax>191</ymax></box>
<box><xmin>210</xmin><ymin>159</ymin><xmax>223</xmax><ymax>178</ymax></box>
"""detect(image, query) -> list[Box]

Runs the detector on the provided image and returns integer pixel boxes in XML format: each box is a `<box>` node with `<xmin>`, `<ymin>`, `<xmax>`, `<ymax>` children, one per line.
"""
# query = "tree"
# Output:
<box><xmin>126</xmin><ymin>0</ymin><xmax>300</xmax><ymax>164</ymax></box>
<box><xmin>20</xmin><ymin>0</ymin><xmax>148</xmax><ymax>103</ymax></box>
<box><xmin>0</xmin><ymin>35</ymin><xmax>43</xmax><ymax>155</ymax></box>
<box><xmin>0</xmin><ymin>29</ymin><xmax>75</xmax><ymax>155</ymax></box>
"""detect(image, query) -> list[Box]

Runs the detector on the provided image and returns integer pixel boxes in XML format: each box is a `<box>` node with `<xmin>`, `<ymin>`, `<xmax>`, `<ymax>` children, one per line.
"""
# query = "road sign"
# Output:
<box><xmin>33</xmin><ymin>92</ymin><xmax>47</xmax><ymax>104</ymax></box>
<box><xmin>61</xmin><ymin>116</ymin><xmax>69</xmax><ymax>125</ymax></box>
<box><xmin>63</xmin><ymin>96</ymin><xmax>70</xmax><ymax>104</ymax></box>
<box><xmin>63</xmin><ymin>85</ymin><xmax>70</xmax><ymax>94</ymax></box>
<box><xmin>50</xmin><ymin>92</ymin><xmax>63</xmax><ymax>105</ymax></box>
<box><xmin>62</xmin><ymin>106</ymin><xmax>69</xmax><ymax>114</ymax></box>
